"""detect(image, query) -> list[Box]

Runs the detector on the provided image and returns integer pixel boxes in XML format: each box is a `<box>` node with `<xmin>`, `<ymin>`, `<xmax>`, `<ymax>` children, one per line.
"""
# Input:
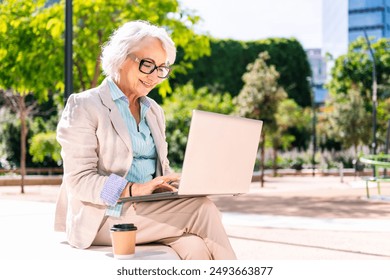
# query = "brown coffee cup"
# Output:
<box><xmin>110</xmin><ymin>223</ymin><xmax>137</xmax><ymax>259</ymax></box>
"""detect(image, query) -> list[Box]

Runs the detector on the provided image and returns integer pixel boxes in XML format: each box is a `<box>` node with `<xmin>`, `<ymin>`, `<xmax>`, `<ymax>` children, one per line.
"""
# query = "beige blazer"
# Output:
<box><xmin>54</xmin><ymin>78</ymin><xmax>172</xmax><ymax>249</ymax></box>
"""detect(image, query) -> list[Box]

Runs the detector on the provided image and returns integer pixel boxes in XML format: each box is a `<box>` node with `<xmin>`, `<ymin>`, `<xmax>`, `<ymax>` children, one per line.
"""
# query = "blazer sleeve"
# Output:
<box><xmin>56</xmin><ymin>93</ymin><xmax>108</xmax><ymax>205</ymax></box>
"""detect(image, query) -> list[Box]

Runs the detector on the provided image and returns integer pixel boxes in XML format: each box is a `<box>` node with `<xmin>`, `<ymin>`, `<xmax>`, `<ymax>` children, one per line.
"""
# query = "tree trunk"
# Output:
<box><xmin>90</xmin><ymin>54</ymin><xmax>101</xmax><ymax>88</ymax></box>
<box><xmin>354</xmin><ymin>144</ymin><xmax>358</xmax><ymax>159</ymax></box>
<box><xmin>272</xmin><ymin>144</ymin><xmax>278</xmax><ymax>177</ymax></box>
<box><xmin>19</xmin><ymin>95</ymin><xmax>27</xmax><ymax>194</ymax></box>
<box><xmin>74</xmin><ymin>61</ymin><xmax>86</xmax><ymax>91</ymax></box>
<box><xmin>91</xmin><ymin>30</ymin><xmax>103</xmax><ymax>88</ymax></box>
<box><xmin>260</xmin><ymin>133</ymin><xmax>265</xmax><ymax>188</ymax></box>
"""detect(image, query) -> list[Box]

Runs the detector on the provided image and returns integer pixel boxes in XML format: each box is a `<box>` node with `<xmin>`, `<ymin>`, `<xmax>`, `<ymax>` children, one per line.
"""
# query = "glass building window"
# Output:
<box><xmin>349</xmin><ymin>0</ymin><xmax>384</xmax><ymax>10</ymax></box>
<box><xmin>349</xmin><ymin>11</ymin><xmax>384</xmax><ymax>27</ymax></box>
<box><xmin>349</xmin><ymin>29</ymin><xmax>383</xmax><ymax>42</ymax></box>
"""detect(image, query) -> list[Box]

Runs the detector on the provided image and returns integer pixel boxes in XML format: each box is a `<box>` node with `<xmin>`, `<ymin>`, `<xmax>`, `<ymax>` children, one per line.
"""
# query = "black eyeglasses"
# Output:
<box><xmin>132</xmin><ymin>56</ymin><xmax>171</xmax><ymax>79</ymax></box>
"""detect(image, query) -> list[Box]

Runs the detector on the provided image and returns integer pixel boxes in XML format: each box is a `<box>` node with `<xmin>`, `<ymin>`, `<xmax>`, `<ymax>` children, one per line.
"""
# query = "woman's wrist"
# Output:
<box><xmin>120</xmin><ymin>182</ymin><xmax>134</xmax><ymax>198</ymax></box>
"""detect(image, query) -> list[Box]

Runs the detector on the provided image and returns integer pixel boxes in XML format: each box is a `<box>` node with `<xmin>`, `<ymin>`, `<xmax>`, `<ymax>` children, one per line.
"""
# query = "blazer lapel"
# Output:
<box><xmin>146</xmin><ymin>109</ymin><xmax>167</xmax><ymax>168</ymax></box>
<box><xmin>97</xmin><ymin>79</ymin><xmax>133</xmax><ymax>153</ymax></box>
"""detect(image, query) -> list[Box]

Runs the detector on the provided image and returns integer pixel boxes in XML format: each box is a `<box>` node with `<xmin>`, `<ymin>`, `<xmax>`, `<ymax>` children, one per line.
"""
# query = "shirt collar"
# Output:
<box><xmin>107</xmin><ymin>77</ymin><xmax>151</xmax><ymax>116</ymax></box>
<box><xmin>107</xmin><ymin>77</ymin><xmax>151</xmax><ymax>105</ymax></box>
<box><xmin>107</xmin><ymin>77</ymin><xmax>125</xmax><ymax>100</ymax></box>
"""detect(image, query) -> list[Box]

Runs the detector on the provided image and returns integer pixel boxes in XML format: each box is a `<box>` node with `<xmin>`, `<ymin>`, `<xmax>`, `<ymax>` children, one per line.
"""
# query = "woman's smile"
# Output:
<box><xmin>139</xmin><ymin>79</ymin><xmax>153</xmax><ymax>88</ymax></box>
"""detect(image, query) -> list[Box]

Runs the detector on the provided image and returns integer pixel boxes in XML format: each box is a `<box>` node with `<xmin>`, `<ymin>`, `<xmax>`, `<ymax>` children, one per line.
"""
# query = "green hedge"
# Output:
<box><xmin>172</xmin><ymin>38</ymin><xmax>312</xmax><ymax>107</ymax></box>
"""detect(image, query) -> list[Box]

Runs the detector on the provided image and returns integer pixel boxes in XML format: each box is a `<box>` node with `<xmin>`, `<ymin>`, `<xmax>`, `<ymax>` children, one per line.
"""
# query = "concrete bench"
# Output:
<box><xmin>0</xmin><ymin>200</ymin><xmax>180</xmax><ymax>260</ymax></box>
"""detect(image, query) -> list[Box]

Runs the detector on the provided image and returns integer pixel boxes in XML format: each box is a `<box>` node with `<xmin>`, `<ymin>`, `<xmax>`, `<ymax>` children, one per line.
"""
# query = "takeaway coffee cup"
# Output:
<box><xmin>110</xmin><ymin>223</ymin><xmax>137</xmax><ymax>259</ymax></box>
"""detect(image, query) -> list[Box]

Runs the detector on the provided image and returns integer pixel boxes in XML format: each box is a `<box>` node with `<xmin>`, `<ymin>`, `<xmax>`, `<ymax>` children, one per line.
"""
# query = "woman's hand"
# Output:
<box><xmin>131</xmin><ymin>173</ymin><xmax>180</xmax><ymax>197</ymax></box>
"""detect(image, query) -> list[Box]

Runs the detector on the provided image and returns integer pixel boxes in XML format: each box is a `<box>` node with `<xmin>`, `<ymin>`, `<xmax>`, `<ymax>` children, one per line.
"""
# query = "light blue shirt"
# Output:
<box><xmin>100</xmin><ymin>78</ymin><xmax>157</xmax><ymax>206</ymax></box>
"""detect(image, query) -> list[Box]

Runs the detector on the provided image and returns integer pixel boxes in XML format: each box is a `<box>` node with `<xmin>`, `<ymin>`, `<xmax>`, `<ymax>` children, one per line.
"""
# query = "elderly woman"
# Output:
<box><xmin>55</xmin><ymin>20</ymin><xmax>236</xmax><ymax>260</ymax></box>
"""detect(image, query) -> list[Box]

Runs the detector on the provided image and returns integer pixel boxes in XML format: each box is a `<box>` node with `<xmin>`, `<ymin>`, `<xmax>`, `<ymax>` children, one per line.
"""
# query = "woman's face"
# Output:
<box><xmin>117</xmin><ymin>37</ymin><xmax>168</xmax><ymax>98</ymax></box>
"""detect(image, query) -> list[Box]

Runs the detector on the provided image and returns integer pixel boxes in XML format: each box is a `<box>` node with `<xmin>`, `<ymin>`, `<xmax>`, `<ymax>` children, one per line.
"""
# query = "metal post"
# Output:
<box><xmin>339</xmin><ymin>162</ymin><xmax>344</xmax><ymax>183</ymax></box>
<box><xmin>307</xmin><ymin>77</ymin><xmax>316</xmax><ymax>177</ymax></box>
<box><xmin>312</xmin><ymin>90</ymin><xmax>316</xmax><ymax>177</ymax></box>
<box><xmin>384</xmin><ymin>119</ymin><xmax>390</xmax><ymax>176</ymax></box>
<box><xmin>65</xmin><ymin>0</ymin><xmax>73</xmax><ymax>103</ymax></box>
<box><xmin>306</xmin><ymin>77</ymin><xmax>317</xmax><ymax>177</ymax></box>
<box><xmin>363</xmin><ymin>30</ymin><xmax>377</xmax><ymax>156</ymax></box>
<box><xmin>386</xmin><ymin>119</ymin><xmax>390</xmax><ymax>154</ymax></box>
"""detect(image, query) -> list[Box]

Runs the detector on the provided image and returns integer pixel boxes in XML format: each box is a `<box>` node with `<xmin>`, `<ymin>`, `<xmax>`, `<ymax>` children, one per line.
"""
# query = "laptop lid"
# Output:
<box><xmin>177</xmin><ymin>110</ymin><xmax>262</xmax><ymax>196</ymax></box>
<box><xmin>119</xmin><ymin>110</ymin><xmax>262</xmax><ymax>203</ymax></box>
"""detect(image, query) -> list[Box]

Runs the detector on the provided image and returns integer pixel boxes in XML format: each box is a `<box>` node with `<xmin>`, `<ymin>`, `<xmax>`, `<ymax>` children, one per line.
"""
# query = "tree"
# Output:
<box><xmin>234</xmin><ymin>52</ymin><xmax>287</xmax><ymax>187</ymax></box>
<box><xmin>376</xmin><ymin>97</ymin><xmax>390</xmax><ymax>151</ymax></box>
<box><xmin>66</xmin><ymin>0</ymin><xmax>211</xmax><ymax>99</ymax></box>
<box><xmin>271</xmin><ymin>99</ymin><xmax>306</xmax><ymax>175</ymax></box>
<box><xmin>173</xmin><ymin>38</ymin><xmax>312</xmax><ymax>107</ymax></box>
<box><xmin>324</xmin><ymin>88</ymin><xmax>371</xmax><ymax>156</ymax></box>
<box><xmin>328</xmin><ymin>37</ymin><xmax>390</xmax><ymax>100</ymax></box>
<box><xmin>28</xmin><ymin>115</ymin><xmax>62</xmax><ymax>166</ymax></box>
<box><xmin>0</xmin><ymin>0</ymin><xmax>212</xmax><ymax>187</ymax></box>
<box><xmin>162</xmin><ymin>82</ymin><xmax>234</xmax><ymax>168</ymax></box>
<box><xmin>0</xmin><ymin>0</ymin><xmax>63</xmax><ymax>193</ymax></box>
<box><xmin>29</xmin><ymin>131</ymin><xmax>61</xmax><ymax>164</ymax></box>
<box><xmin>327</xmin><ymin>37</ymin><xmax>390</xmax><ymax>149</ymax></box>
<box><xmin>0</xmin><ymin>1</ymin><xmax>64</xmax><ymax>100</ymax></box>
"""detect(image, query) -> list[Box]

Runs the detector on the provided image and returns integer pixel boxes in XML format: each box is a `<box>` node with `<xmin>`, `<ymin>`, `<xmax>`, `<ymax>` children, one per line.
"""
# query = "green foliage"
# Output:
<box><xmin>276</xmin><ymin>99</ymin><xmax>305</xmax><ymax>129</ymax></box>
<box><xmin>0</xmin><ymin>92</ymin><xmax>60</xmax><ymax>168</ymax></box>
<box><xmin>29</xmin><ymin>131</ymin><xmax>61</xmax><ymax>164</ymax></box>
<box><xmin>325</xmin><ymin>37</ymin><xmax>390</xmax><ymax>153</ymax></box>
<box><xmin>0</xmin><ymin>0</ymin><xmax>64</xmax><ymax>101</ymax></box>
<box><xmin>172</xmin><ymin>37</ymin><xmax>312</xmax><ymax>107</ymax></box>
<box><xmin>162</xmin><ymin>83</ymin><xmax>234</xmax><ymax>168</ymax></box>
<box><xmin>376</xmin><ymin>97</ymin><xmax>390</xmax><ymax>146</ymax></box>
<box><xmin>0</xmin><ymin>0</ymin><xmax>212</xmax><ymax>167</ymax></box>
<box><xmin>0</xmin><ymin>116</ymin><xmax>32</xmax><ymax>167</ymax></box>
<box><xmin>68</xmin><ymin>0</ymin><xmax>211</xmax><ymax>99</ymax></box>
<box><xmin>28</xmin><ymin>114</ymin><xmax>61</xmax><ymax>166</ymax></box>
<box><xmin>0</xmin><ymin>110</ymin><xmax>61</xmax><ymax>167</ymax></box>
<box><xmin>328</xmin><ymin>37</ymin><xmax>390</xmax><ymax>102</ymax></box>
<box><xmin>234</xmin><ymin>51</ymin><xmax>293</xmax><ymax>176</ymax></box>
<box><xmin>273</xmin><ymin>98</ymin><xmax>306</xmax><ymax>150</ymax></box>
<box><xmin>324</xmin><ymin>88</ymin><xmax>371</xmax><ymax>154</ymax></box>
<box><xmin>234</xmin><ymin>52</ymin><xmax>287</xmax><ymax>131</ymax></box>
<box><xmin>30</xmin><ymin>115</ymin><xmax>58</xmax><ymax>135</ymax></box>
<box><xmin>290</xmin><ymin>157</ymin><xmax>305</xmax><ymax>170</ymax></box>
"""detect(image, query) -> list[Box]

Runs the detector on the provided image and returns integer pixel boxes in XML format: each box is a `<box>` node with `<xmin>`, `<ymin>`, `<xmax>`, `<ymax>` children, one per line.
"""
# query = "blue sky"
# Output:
<box><xmin>179</xmin><ymin>0</ymin><xmax>324</xmax><ymax>49</ymax></box>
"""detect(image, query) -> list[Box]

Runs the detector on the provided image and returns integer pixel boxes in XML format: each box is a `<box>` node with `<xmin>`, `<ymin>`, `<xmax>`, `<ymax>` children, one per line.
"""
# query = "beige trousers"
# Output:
<box><xmin>93</xmin><ymin>197</ymin><xmax>236</xmax><ymax>260</ymax></box>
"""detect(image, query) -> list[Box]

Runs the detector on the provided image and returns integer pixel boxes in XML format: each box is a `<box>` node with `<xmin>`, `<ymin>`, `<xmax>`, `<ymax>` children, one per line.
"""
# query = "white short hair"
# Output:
<box><xmin>101</xmin><ymin>20</ymin><xmax>176</xmax><ymax>80</ymax></box>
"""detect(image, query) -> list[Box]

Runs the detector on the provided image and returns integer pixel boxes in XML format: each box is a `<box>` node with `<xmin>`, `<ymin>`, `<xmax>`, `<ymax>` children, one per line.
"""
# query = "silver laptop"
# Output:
<box><xmin>119</xmin><ymin>110</ymin><xmax>263</xmax><ymax>203</ymax></box>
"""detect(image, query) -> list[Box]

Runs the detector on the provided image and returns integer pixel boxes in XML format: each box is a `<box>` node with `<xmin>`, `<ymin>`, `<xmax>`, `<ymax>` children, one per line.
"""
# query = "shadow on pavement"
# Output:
<box><xmin>228</xmin><ymin>233</ymin><xmax>390</xmax><ymax>258</ymax></box>
<box><xmin>212</xmin><ymin>194</ymin><xmax>390</xmax><ymax>219</ymax></box>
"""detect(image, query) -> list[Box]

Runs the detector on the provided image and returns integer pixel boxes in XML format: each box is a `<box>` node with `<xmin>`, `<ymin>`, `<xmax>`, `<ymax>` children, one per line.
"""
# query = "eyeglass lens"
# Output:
<box><xmin>139</xmin><ymin>59</ymin><xmax>170</xmax><ymax>78</ymax></box>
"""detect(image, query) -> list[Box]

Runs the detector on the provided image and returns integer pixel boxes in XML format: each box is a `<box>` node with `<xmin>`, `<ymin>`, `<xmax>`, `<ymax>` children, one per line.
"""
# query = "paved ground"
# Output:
<box><xmin>214</xmin><ymin>176</ymin><xmax>390</xmax><ymax>260</ymax></box>
<box><xmin>1</xmin><ymin>175</ymin><xmax>390</xmax><ymax>260</ymax></box>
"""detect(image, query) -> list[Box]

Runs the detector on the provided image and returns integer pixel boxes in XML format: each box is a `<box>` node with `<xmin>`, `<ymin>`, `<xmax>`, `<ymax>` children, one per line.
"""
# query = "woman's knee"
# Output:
<box><xmin>163</xmin><ymin>234</ymin><xmax>212</xmax><ymax>260</ymax></box>
<box><xmin>195</xmin><ymin>197</ymin><xmax>221</xmax><ymax>218</ymax></box>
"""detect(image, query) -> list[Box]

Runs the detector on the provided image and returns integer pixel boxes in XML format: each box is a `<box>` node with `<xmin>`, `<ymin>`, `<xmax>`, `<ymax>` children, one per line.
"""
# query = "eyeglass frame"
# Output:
<box><xmin>129</xmin><ymin>55</ymin><xmax>171</xmax><ymax>79</ymax></box>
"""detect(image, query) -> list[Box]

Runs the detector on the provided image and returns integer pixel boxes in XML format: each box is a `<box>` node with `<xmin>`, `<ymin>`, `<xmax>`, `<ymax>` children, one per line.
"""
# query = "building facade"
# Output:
<box><xmin>348</xmin><ymin>0</ymin><xmax>390</xmax><ymax>43</ymax></box>
<box><xmin>322</xmin><ymin>0</ymin><xmax>348</xmax><ymax>59</ymax></box>
<box><xmin>306</xmin><ymin>48</ymin><xmax>328</xmax><ymax>104</ymax></box>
